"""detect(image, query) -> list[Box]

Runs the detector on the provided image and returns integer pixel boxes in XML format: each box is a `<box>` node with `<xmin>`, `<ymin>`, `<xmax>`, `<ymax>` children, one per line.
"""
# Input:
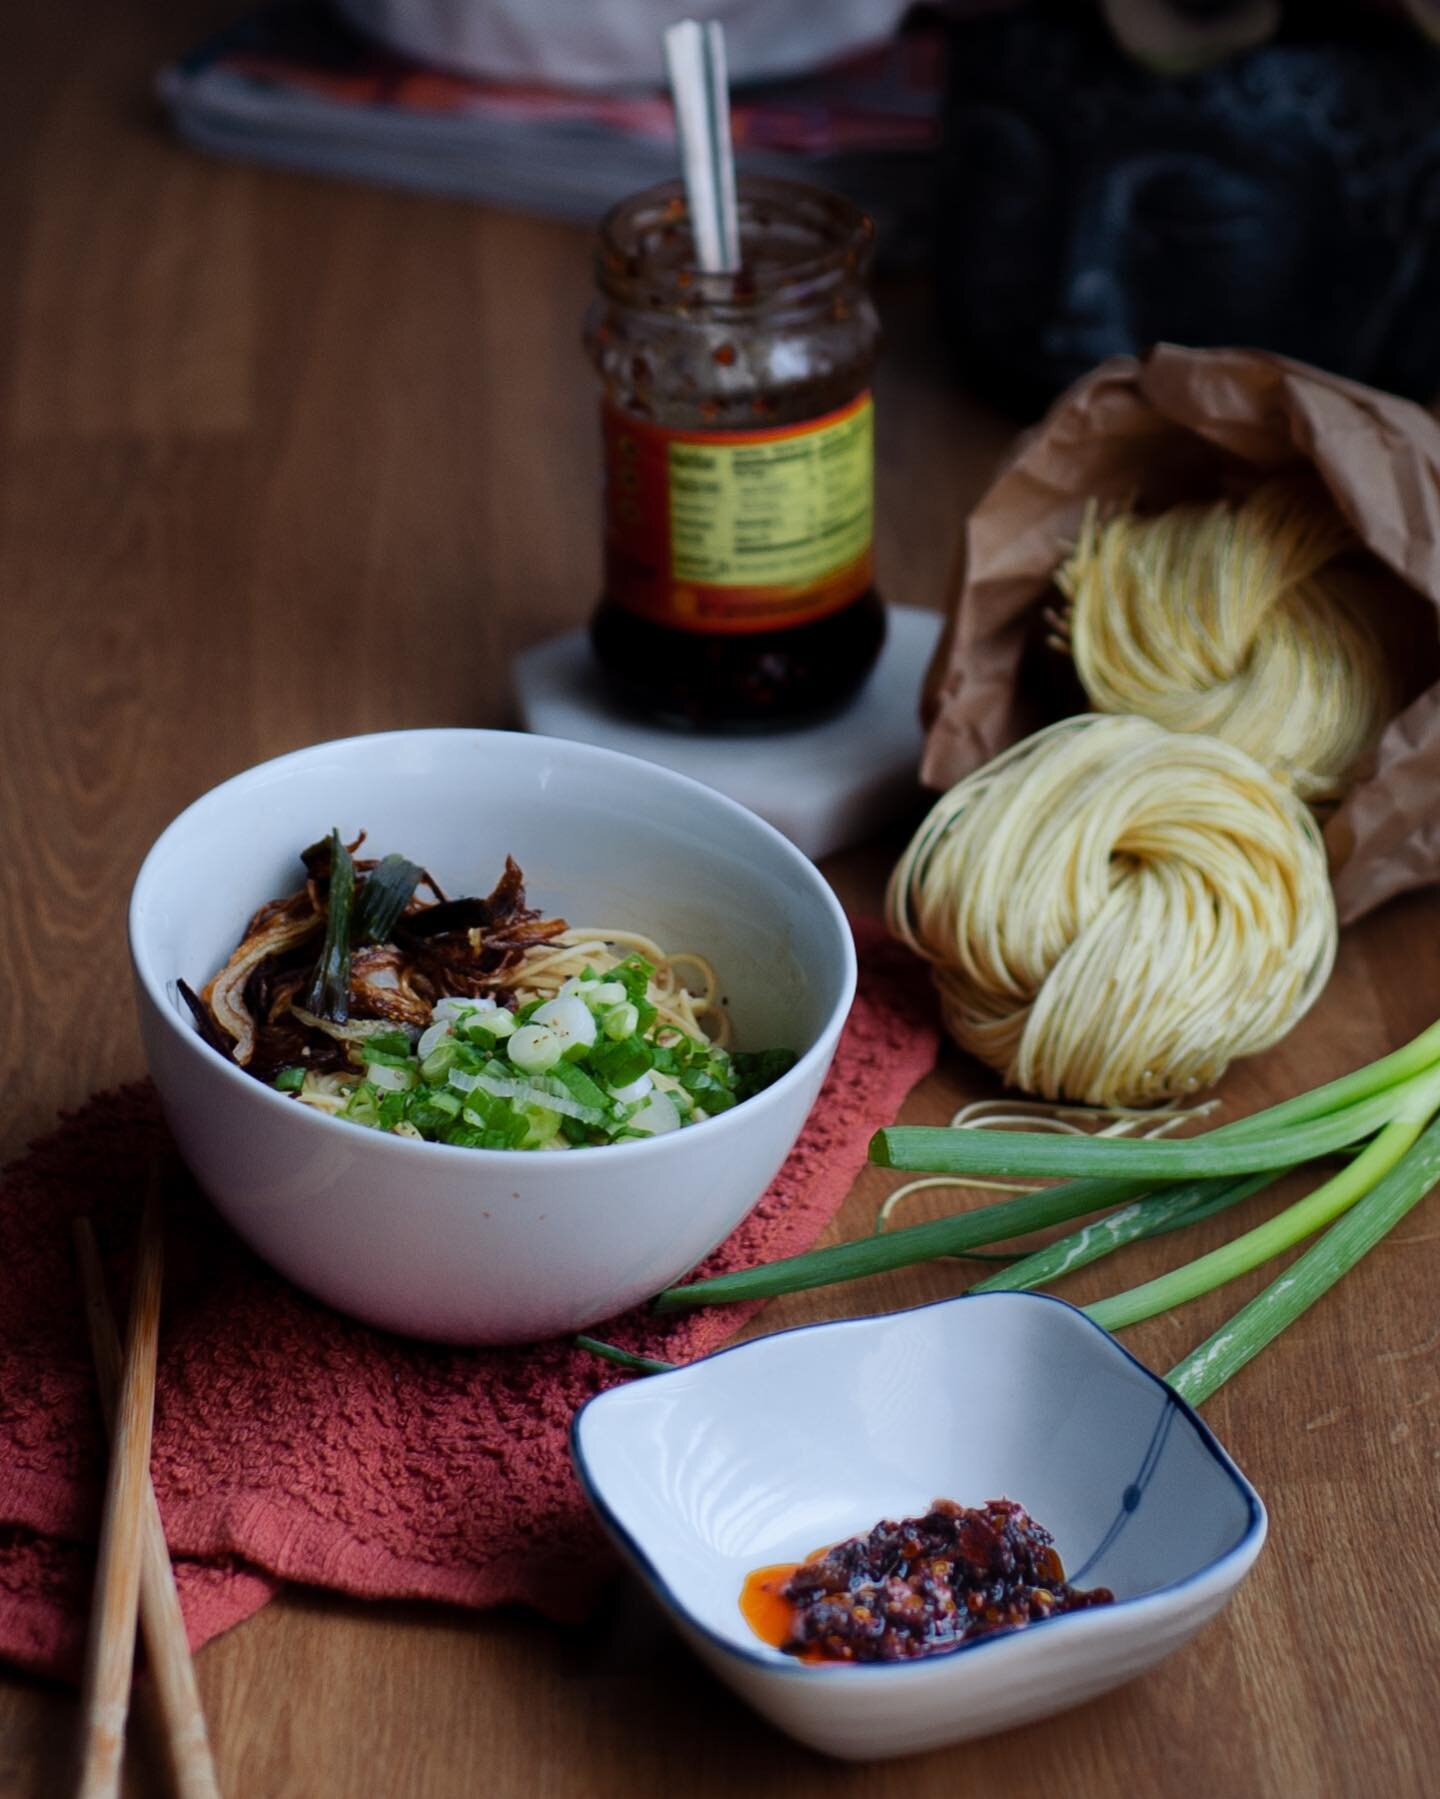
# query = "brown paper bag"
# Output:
<box><xmin>921</xmin><ymin>343</ymin><xmax>1440</xmax><ymax>923</ymax></box>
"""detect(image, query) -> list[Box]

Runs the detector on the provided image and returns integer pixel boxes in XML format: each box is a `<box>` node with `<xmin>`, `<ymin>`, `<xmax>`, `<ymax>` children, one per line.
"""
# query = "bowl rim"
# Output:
<box><xmin>128</xmin><ymin>726</ymin><xmax>858</xmax><ymax>1169</ymax></box>
<box><xmin>570</xmin><ymin>1289</ymin><xmax>1267</xmax><ymax>1679</ymax></box>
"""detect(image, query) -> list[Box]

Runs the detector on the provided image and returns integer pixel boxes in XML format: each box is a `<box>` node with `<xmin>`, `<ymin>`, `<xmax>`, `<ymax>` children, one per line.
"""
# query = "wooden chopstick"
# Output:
<box><xmin>74</xmin><ymin>1180</ymin><xmax>169</xmax><ymax>1799</ymax></box>
<box><xmin>73</xmin><ymin>1215</ymin><xmax>221</xmax><ymax>1799</ymax></box>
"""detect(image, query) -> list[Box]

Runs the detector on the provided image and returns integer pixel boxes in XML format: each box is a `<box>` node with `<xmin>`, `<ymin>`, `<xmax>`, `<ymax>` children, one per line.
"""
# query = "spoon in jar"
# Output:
<box><xmin>663</xmin><ymin>18</ymin><xmax>741</xmax><ymax>274</ymax></box>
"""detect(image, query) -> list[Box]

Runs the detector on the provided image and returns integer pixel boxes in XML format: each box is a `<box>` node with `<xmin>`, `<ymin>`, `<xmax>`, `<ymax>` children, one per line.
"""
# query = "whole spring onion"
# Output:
<box><xmin>871</xmin><ymin>1082</ymin><xmax>1416</xmax><ymax>1182</ymax></box>
<box><xmin>967</xmin><ymin>1171</ymin><xmax>1279</xmax><ymax>1297</ymax></box>
<box><xmin>1168</xmin><ymin>1111</ymin><xmax>1440</xmax><ymax>1404</ymax></box>
<box><xmin>1084</xmin><ymin>1065</ymin><xmax>1440</xmax><ymax>1331</ymax></box>
<box><xmin>650</xmin><ymin>1173</ymin><xmax>1148</xmax><ymax>1311</ymax></box>
<box><xmin>588</xmin><ymin>1130</ymin><xmax>1440</xmax><ymax>1396</ymax></box>
<box><xmin>655</xmin><ymin>1022</ymin><xmax>1440</xmax><ymax>1372</ymax></box>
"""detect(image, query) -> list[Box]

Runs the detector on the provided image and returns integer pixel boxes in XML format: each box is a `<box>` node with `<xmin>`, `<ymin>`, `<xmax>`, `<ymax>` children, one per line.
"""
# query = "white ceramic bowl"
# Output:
<box><xmin>573</xmin><ymin>1292</ymin><xmax>1266</xmax><ymax>1760</ymax></box>
<box><xmin>129</xmin><ymin>729</ymin><xmax>855</xmax><ymax>1344</ymax></box>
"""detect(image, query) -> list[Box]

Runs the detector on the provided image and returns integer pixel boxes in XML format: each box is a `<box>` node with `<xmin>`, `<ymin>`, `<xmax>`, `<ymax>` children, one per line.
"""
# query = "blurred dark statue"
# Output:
<box><xmin>938</xmin><ymin>9</ymin><xmax>1440</xmax><ymax>414</ymax></box>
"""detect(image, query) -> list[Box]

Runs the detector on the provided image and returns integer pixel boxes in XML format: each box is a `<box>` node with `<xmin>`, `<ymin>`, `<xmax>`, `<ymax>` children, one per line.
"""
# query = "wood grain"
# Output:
<box><xmin>0</xmin><ymin>3</ymin><xmax>1436</xmax><ymax>1795</ymax></box>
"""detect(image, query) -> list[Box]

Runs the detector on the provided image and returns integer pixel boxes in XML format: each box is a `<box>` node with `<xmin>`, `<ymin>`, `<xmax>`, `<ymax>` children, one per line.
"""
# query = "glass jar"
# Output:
<box><xmin>585</xmin><ymin>176</ymin><xmax>885</xmax><ymax>730</ymax></box>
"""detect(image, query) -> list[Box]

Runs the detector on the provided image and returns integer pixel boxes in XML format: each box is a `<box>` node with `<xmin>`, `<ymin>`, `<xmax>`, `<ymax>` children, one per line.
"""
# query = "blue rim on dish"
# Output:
<box><xmin>570</xmin><ymin>1290</ymin><xmax>1266</xmax><ymax>1678</ymax></box>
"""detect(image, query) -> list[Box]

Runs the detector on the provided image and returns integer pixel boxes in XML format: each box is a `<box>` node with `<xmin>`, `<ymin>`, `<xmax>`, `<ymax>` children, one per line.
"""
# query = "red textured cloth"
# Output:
<box><xmin>0</xmin><ymin>919</ymin><xmax>937</xmax><ymax>1682</ymax></box>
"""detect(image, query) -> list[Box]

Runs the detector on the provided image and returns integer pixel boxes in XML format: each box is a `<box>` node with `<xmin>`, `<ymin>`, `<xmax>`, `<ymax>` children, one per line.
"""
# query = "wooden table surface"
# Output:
<box><xmin>2</xmin><ymin>6</ymin><xmax>1437</xmax><ymax>1795</ymax></box>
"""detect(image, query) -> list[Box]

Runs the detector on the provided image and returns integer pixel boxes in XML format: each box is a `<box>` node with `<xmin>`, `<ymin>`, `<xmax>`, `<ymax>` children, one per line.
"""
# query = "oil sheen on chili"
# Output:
<box><xmin>741</xmin><ymin>1498</ymin><xmax>1115</xmax><ymax>1663</ymax></box>
<box><xmin>585</xmin><ymin>176</ymin><xmax>884</xmax><ymax>729</ymax></box>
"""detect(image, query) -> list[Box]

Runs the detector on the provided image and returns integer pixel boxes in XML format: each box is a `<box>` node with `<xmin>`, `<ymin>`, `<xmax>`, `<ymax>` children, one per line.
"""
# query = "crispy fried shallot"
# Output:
<box><xmin>202</xmin><ymin>900</ymin><xmax>322</xmax><ymax>1066</ymax></box>
<box><xmin>194</xmin><ymin>844</ymin><xmax>565</xmax><ymax>1073</ymax></box>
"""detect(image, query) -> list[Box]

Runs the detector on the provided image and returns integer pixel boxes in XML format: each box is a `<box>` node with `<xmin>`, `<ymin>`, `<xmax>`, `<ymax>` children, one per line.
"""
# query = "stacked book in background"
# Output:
<box><xmin>158</xmin><ymin>2</ymin><xmax>943</xmax><ymax>260</ymax></box>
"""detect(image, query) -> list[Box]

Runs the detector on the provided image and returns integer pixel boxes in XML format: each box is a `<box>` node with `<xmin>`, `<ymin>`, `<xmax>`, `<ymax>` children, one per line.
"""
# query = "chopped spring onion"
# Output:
<box><xmin>421</xmin><ymin>1042</ymin><xmax>460</xmax><ymax>1084</ymax></box>
<box><xmin>473</xmin><ymin>1009</ymin><xmax>516</xmax><ymax>1041</ymax></box>
<box><xmin>475</xmin><ymin>1068</ymin><xmax>604</xmax><ymax>1125</ymax></box>
<box><xmin>509</xmin><ymin>1023</ymin><xmax>563</xmax><ymax>1074</ymax></box>
<box><xmin>588</xmin><ymin>1033</ymin><xmax>653</xmax><ymax>1089</ymax></box>
<box><xmin>626</xmin><ymin>1089</ymin><xmax>682</xmax><ymax>1137</ymax></box>
<box><xmin>367</xmin><ymin>1062</ymin><xmax>415</xmax><ymax>1094</ymax></box>
<box><xmin>530</xmin><ymin>994</ymin><xmax>598</xmax><ymax>1055</ymax></box>
<box><xmin>603</xmin><ymin>1001</ymin><xmax>640</xmax><ymax>1042</ymax></box>
<box><xmin>302</xmin><ymin>952</ymin><xmax>792</xmax><ymax>1151</ymax></box>
<box><xmin>547</xmin><ymin>1060</ymin><xmax>610</xmax><ymax>1114</ymax></box>
<box><xmin>433</xmin><ymin>995</ymin><xmax>497</xmax><ymax>1023</ymax></box>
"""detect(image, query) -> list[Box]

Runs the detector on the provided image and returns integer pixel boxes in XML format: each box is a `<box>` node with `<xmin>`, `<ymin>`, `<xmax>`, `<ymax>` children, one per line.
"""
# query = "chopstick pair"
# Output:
<box><xmin>73</xmin><ymin>1179</ymin><xmax>221</xmax><ymax>1799</ymax></box>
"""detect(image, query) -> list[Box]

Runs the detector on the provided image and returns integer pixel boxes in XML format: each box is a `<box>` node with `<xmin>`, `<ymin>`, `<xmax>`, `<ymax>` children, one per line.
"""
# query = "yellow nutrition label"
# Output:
<box><xmin>666</xmin><ymin>395</ymin><xmax>874</xmax><ymax>592</ymax></box>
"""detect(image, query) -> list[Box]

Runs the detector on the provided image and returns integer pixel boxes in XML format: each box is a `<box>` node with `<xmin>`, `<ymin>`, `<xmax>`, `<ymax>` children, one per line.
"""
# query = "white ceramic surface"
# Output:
<box><xmin>129</xmin><ymin>729</ymin><xmax>856</xmax><ymax>1344</ymax></box>
<box><xmin>513</xmin><ymin>606</ymin><xmax>944</xmax><ymax>860</ymax></box>
<box><xmin>573</xmin><ymin>1293</ymin><xmax>1267</xmax><ymax>1761</ymax></box>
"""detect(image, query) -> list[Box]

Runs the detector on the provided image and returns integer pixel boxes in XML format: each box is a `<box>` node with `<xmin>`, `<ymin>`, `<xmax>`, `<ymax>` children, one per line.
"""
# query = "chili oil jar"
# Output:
<box><xmin>585</xmin><ymin>176</ymin><xmax>884</xmax><ymax>730</ymax></box>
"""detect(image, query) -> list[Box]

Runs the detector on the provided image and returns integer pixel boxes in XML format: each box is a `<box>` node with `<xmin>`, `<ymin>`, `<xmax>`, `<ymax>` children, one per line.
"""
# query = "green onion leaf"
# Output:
<box><xmin>421</xmin><ymin>1041</ymin><xmax>460</xmax><ymax>1082</ymax></box>
<box><xmin>733</xmin><ymin>1047</ymin><xmax>797</xmax><ymax>1100</ymax></box>
<box><xmin>654</xmin><ymin>1174</ymin><xmax>1150</xmax><ymax>1311</ymax></box>
<box><xmin>872</xmin><ymin>1085</ymin><xmax>1410</xmax><ymax>1184</ymax></box>
<box><xmin>442</xmin><ymin>1122</ymin><xmax>488</xmax><ymax>1148</ymax></box>
<box><xmin>341</xmin><ymin>1080</ymin><xmax>381</xmax><ymax>1127</ymax></box>
<box><xmin>612</xmin><ymin>955</ymin><xmax>655</xmax><ymax>1003</ymax></box>
<box><xmin>304</xmin><ymin>828</ymin><xmax>355</xmax><ymax>1022</ymax></box>
<box><xmin>352</xmin><ymin>853</ymin><xmax>424</xmax><ymax>945</ymax></box>
<box><xmin>968</xmin><ymin>1172</ymin><xmax>1278</xmax><ymax>1296</ymax></box>
<box><xmin>547</xmin><ymin>1061</ymin><xmax>610</xmax><ymax>1113</ymax></box>
<box><xmin>574</xmin><ymin>1335</ymin><xmax>677</xmax><ymax>1375</ymax></box>
<box><xmin>588</xmin><ymin>1036</ymin><xmax>654</xmax><ymax>1088</ymax></box>
<box><xmin>1084</xmin><ymin>1093</ymin><xmax>1440</xmax><ymax>1333</ymax></box>
<box><xmin>1168</xmin><ymin>1114</ymin><xmax>1440</xmax><ymax>1405</ymax></box>
<box><xmin>273</xmin><ymin>1067</ymin><xmax>306</xmax><ymax>1092</ymax></box>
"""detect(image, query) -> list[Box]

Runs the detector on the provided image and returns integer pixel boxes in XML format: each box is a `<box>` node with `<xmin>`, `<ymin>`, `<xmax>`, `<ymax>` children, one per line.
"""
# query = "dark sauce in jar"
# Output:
<box><xmin>585</xmin><ymin>178</ymin><xmax>885</xmax><ymax>730</ymax></box>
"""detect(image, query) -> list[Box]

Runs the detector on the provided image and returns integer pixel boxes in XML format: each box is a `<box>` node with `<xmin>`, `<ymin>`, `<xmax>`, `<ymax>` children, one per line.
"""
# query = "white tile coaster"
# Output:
<box><xmin>512</xmin><ymin>605</ymin><xmax>943</xmax><ymax>860</ymax></box>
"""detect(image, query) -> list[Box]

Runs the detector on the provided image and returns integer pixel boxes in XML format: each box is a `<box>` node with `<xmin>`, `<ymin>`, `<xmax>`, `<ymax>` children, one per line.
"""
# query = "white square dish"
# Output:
<box><xmin>572</xmin><ymin>1292</ymin><xmax>1266</xmax><ymax>1760</ymax></box>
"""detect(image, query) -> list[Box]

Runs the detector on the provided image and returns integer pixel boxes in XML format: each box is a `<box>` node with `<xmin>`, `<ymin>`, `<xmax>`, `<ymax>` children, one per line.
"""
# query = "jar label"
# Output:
<box><xmin>602</xmin><ymin>393</ymin><xmax>874</xmax><ymax>634</ymax></box>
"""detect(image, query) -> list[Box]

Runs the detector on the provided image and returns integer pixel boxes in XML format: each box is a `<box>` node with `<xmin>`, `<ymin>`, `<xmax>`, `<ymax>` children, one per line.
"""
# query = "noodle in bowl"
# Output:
<box><xmin>129</xmin><ymin>730</ymin><xmax>855</xmax><ymax>1344</ymax></box>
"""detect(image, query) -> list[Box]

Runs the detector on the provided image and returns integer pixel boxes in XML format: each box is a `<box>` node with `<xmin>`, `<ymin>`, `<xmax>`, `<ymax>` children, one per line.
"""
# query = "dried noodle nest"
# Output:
<box><xmin>887</xmin><ymin>714</ymin><xmax>1338</xmax><ymax>1107</ymax></box>
<box><xmin>1054</xmin><ymin>479</ymin><xmax>1393</xmax><ymax>803</ymax></box>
